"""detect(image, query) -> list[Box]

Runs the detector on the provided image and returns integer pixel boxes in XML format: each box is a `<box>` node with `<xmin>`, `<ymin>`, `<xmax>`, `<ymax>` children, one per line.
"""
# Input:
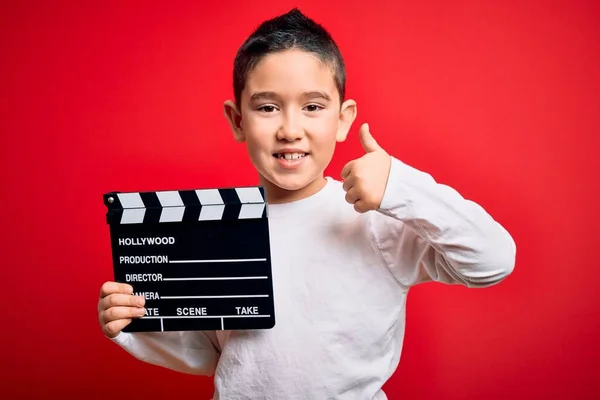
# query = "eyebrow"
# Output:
<box><xmin>249</xmin><ymin>91</ymin><xmax>331</xmax><ymax>101</ymax></box>
<box><xmin>303</xmin><ymin>91</ymin><xmax>331</xmax><ymax>101</ymax></box>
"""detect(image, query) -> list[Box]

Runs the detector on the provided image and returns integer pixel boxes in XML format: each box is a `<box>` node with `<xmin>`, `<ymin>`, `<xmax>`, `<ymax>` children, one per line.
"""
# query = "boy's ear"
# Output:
<box><xmin>223</xmin><ymin>100</ymin><xmax>245</xmax><ymax>142</ymax></box>
<box><xmin>336</xmin><ymin>99</ymin><xmax>358</xmax><ymax>142</ymax></box>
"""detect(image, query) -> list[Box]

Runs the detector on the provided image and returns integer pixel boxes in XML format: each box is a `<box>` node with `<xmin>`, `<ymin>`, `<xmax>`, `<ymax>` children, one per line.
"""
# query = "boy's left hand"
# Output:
<box><xmin>341</xmin><ymin>123</ymin><xmax>392</xmax><ymax>213</ymax></box>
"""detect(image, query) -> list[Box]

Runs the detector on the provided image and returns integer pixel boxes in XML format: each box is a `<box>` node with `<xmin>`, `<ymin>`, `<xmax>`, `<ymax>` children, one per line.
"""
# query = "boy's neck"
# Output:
<box><xmin>259</xmin><ymin>175</ymin><xmax>328</xmax><ymax>205</ymax></box>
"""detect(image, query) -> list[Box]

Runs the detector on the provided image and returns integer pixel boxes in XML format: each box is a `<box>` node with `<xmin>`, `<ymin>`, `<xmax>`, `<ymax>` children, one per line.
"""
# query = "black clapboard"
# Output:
<box><xmin>103</xmin><ymin>186</ymin><xmax>276</xmax><ymax>332</ymax></box>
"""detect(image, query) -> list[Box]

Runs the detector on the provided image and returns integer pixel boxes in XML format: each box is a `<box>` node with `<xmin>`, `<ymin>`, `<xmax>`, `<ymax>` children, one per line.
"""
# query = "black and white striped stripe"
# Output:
<box><xmin>104</xmin><ymin>187</ymin><xmax>267</xmax><ymax>224</ymax></box>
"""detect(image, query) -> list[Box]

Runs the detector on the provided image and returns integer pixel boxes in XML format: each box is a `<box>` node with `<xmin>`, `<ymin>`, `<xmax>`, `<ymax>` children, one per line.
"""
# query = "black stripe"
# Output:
<box><xmin>219</xmin><ymin>188</ymin><xmax>241</xmax><ymax>205</ymax></box>
<box><xmin>143</xmin><ymin>208</ymin><xmax>161</xmax><ymax>224</ymax></box>
<box><xmin>182</xmin><ymin>206</ymin><xmax>200</xmax><ymax>222</ymax></box>
<box><xmin>222</xmin><ymin>203</ymin><xmax>242</xmax><ymax>220</ymax></box>
<box><xmin>258</xmin><ymin>187</ymin><xmax>266</xmax><ymax>202</ymax></box>
<box><xmin>140</xmin><ymin>192</ymin><xmax>161</xmax><ymax>209</ymax></box>
<box><xmin>179</xmin><ymin>190</ymin><xmax>201</xmax><ymax>207</ymax></box>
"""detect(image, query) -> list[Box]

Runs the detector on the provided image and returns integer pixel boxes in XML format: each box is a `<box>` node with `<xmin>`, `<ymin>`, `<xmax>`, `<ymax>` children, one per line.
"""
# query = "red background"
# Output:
<box><xmin>1</xmin><ymin>0</ymin><xmax>598</xmax><ymax>399</ymax></box>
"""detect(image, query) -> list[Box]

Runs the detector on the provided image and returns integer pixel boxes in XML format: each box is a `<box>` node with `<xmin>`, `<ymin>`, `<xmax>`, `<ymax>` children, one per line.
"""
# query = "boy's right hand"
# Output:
<box><xmin>98</xmin><ymin>281</ymin><xmax>146</xmax><ymax>338</ymax></box>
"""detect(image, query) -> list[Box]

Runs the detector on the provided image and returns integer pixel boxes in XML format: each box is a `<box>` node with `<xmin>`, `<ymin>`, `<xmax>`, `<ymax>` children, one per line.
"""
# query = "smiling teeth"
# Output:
<box><xmin>279</xmin><ymin>153</ymin><xmax>306</xmax><ymax>160</ymax></box>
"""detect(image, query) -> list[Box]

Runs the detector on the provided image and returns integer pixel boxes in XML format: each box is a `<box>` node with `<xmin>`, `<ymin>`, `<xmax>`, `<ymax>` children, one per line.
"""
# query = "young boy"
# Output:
<box><xmin>98</xmin><ymin>8</ymin><xmax>516</xmax><ymax>399</ymax></box>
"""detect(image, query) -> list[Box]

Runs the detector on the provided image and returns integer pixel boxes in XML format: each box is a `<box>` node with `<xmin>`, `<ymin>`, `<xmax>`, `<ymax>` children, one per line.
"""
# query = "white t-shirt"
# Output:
<box><xmin>110</xmin><ymin>157</ymin><xmax>516</xmax><ymax>399</ymax></box>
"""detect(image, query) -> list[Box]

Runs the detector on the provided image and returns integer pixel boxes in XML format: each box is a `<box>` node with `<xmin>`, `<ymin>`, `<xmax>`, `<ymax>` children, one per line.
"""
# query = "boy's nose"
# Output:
<box><xmin>277</xmin><ymin>119</ymin><xmax>304</xmax><ymax>141</ymax></box>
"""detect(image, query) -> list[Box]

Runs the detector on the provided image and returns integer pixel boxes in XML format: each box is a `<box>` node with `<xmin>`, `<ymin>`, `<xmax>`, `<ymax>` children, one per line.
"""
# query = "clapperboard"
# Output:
<box><xmin>103</xmin><ymin>186</ymin><xmax>275</xmax><ymax>332</ymax></box>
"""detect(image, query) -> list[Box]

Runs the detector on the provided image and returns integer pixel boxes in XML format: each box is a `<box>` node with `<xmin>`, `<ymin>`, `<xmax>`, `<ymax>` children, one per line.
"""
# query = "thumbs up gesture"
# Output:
<box><xmin>341</xmin><ymin>123</ymin><xmax>392</xmax><ymax>213</ymax></box>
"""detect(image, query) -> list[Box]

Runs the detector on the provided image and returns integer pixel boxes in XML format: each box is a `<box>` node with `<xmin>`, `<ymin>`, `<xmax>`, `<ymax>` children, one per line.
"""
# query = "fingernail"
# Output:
<box><xmin>138</xmin><ymin>308</ymin><xmax>146</xmax><ymax>315</ymax></box>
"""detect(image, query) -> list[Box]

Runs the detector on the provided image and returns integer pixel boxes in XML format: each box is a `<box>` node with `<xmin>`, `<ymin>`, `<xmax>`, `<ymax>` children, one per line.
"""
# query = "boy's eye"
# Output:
<box><xmin>257</xmin><ymin>105</ymin><xmax>277</xmax><ymax>113</ymax></box>
<box><xmin>305</xmin><ymin>104</ymin><xmax>323</xmax><ymax>112</ymax></box>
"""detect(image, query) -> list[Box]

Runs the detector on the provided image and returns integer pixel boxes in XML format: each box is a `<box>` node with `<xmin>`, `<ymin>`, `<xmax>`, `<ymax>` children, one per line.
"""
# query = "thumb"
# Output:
<box><xmin>359</xmin><ymin>123</ymin><xmax>380</xmax><ymax>153</ymax></box>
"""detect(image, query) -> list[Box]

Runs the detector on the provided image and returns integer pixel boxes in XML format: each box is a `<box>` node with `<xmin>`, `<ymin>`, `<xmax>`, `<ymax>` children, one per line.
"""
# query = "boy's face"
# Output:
<box><xmin>224</xmin><ymin>49</ymin><xmax>356</xmax><ymax>203</ymax></box>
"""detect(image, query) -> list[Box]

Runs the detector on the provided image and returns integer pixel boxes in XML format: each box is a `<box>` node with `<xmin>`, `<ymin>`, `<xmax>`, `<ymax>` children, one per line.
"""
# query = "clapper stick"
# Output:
<box><xmin>103</xmin><ymin>186</ymin><xmax>276</xmax><ymax>332</ymax></box>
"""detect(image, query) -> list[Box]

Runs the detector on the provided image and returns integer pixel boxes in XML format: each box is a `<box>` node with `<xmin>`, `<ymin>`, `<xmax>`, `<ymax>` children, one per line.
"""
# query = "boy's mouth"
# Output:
<box><xmin>273</xmin><ymin>152</ymin><xmax>309</xmax><ymax>160</ymax></box>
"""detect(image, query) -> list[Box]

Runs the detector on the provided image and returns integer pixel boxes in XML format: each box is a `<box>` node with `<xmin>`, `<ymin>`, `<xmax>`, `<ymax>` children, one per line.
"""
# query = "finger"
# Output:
<box><xmin>353</xmin><ymin>200</ymin><xmax>370</xmax><ymax>214</ymax></box>
<box><xmin>359</xmin><ymin>123</ymin><xmax>380</xmax><ymax>153</ymax></box>
<box><xmin>341</xmin><ymin>162</ymin><xmax>352</xmax><ymax>179</ymax></box>
<box><xmin>100</xmin><ymin>293</ymin><xmax>145</xmax><ymax>311</ymax></box>
<box><xmin>342</xmin><ymin>175</ymin><xmax>355</xmax><ymax>192</ymax></box>
<box><xmin>100</xmin><ymin>281</ymin><xmax>133</xmax><ymax>298</ymax></box>
<box><xmin>101</xmin><ymin>305</ymin><xmax>146</xmax><ymax>324</ymax></box>
<box><xmin>345</xmin><ymin>188</ymin><xmax>360</xmax><ymax>204</ymax></box>
<box><xmin>341</xmin><ymin>161</ymin><xmax>353</xmax><ymax>180</ymax></box>
<box><xmin>103</xmin><ymin>318</ymin><xmax>133</xmax><ymax>339</ymax></box>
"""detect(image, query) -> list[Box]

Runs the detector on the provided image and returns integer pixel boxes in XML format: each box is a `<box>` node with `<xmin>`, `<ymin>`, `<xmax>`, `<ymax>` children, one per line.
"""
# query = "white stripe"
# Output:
<box><xmin>117</xmin><ymin>193</ymin><xmax>144</xmax><ymax>208</ymax></box>
<box><xmin>156</xmin><ymin>191</ymin><xmax>184</xmax><ymax>207</ymax></box>
<box><xmin>160</xmin><ymin>206</ymin><xmax>185</xmax><ymax>222</ymax></box>
<box><xmin>196</xmin><ymin>189</ymin><xmax>224</xmax><ymax>205</ymax></box>
<box><xmin>160</xmin><ymin>318</ymin><xmax>164</xmax><ymax>331</ymax></box>
<box><xmin>161</xmin><ymin>295</ymin><xmax>269</xmax><ymax>299</ymax></box>
<box><xmin>221</xmin><ymin>318</ymin><xmax>224</xmax><ymax>330</ymax></box>
<box><xmin>169</xmin><ymin>258</ymin><xmax>266</xmax><ymax>263</ymax></box>
<box><xmin>121</xmin><ymin>208</ymin><xmax>145</xmax><ymax>224</ymax></box>
<box><xmin>239</xmin><ymin>203</ymin><xmax>265</xmax><ymax>219</ymax></box>
<box><xmin>163</xmin><ymin>276</ymin><xmax>268</xmax><ymax>281</ymax></box>
<box><xmin>199</xmin><ymin>204</ymin><xmax>225</xmax><ymax>220</ymax></box>
<box><xmin>142</xmin><ymin>315</ymin><xmax>271</xmax><ymax>319</ymax></box>
<box><xmin>235</xmin><ymin>187</ymin><xmax>264</xmax><ymax>203</ymax></box>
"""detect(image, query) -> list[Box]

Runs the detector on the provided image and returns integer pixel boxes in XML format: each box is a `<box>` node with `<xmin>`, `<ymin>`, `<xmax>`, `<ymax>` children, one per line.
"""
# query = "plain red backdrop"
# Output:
<box><xmin>1</xmin><ymin>0</ymin><xmax>598</xmax><ymax>399</ymax></box>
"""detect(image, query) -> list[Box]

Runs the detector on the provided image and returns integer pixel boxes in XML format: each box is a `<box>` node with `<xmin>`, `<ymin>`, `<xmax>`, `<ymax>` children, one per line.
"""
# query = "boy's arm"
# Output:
<box><xmin>370</xmin><ymin>156</ymin><xmax>516</xmax><ymax>288</ymax></box>
<box><xmin>108</xmin><ymin>330</ymin><xmax>220</xmax><ymax>376</ymax></box>
<box><xmin>98</xmin><ymin>282</ymin><xmax>221</xmax><ymax>375</ymax></box>
<box><xmin>342</xmin><ymin>123</ymin><xmax>515</xmax><ymax>288</ymax></box>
